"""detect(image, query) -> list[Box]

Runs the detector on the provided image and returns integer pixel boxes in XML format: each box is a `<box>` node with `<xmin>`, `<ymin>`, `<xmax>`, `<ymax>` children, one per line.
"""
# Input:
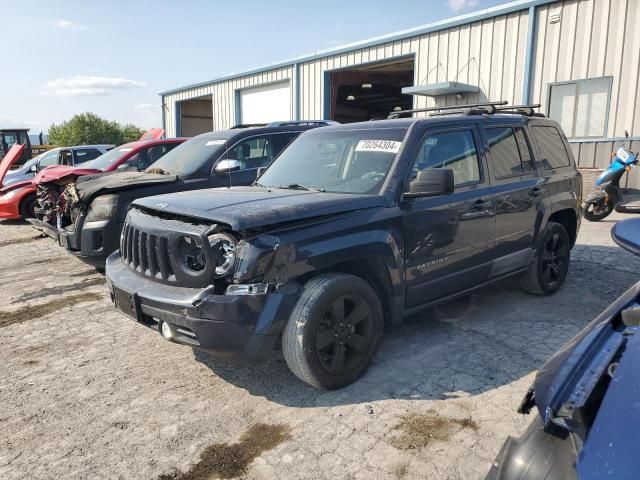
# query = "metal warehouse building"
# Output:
<box><xmin>161</xmin><ymin>0</ymin><xmax>640</xmax><ymax>187</ymax></box>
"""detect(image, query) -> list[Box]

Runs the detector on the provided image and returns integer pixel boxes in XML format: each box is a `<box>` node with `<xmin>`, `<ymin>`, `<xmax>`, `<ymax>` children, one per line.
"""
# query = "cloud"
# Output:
<box><xmin>134</xmin><ymin>103</ymin><xmax>161</xmax><ymax>111</ymax></box>
<box><xmin>0</xmin><ymin>115</ymin><xmax>39</xmax><ymax>129</ymax></box>
<box><xmin>53</xmin><ymin>19</ymin><xmax>87</xmax><ymax>30</ymax></box>
<box><xmin>447</xmin><ymin>0</ymin><xmax>479</xmax><ymax>12</ymax></box>
<box><xmin>43</xmin><ymin>76</ymin><xmax>146</xmax><ymax>97</ymax></box>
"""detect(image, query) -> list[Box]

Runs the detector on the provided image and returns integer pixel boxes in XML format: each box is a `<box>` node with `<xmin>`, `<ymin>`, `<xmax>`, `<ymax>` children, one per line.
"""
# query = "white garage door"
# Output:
<box><xmin>240</xmin><ymin>82</ymin><xmax>291</xmax><ymax>124</ymax></box>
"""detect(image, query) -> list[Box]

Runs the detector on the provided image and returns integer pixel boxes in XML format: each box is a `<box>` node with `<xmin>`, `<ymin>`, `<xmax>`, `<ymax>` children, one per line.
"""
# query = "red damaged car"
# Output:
<box><xmin>0</xmin><ymin>132</ymin><xmax>186</xmax><ymax>220</ymax></box>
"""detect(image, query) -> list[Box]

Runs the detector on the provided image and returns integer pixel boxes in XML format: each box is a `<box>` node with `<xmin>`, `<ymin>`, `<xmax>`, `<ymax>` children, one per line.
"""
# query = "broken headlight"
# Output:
<box><xmin>85</xmin><ymin>194</ymin><xmax>118</xmax><ymax>222</ymax></box>
<box><xmin>208</xmin><ymin>232</ymin><xmax>237</xmax><ymax>277</ymax></box>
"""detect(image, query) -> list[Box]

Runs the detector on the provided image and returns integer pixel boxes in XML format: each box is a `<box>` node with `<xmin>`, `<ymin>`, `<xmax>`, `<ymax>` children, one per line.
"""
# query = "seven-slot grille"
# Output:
<box><xmin>121</xmin><ymin>222</ymin><xmax>175</xmax><ymax>282</ymax></box>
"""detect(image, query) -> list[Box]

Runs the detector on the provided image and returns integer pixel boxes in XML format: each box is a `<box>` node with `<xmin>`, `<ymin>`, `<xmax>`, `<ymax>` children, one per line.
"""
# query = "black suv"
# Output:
<box><xmin>33</xmin><ymin>121</ymin><xmax>333</xmax><ymax>267</ymax></box>
<box><xmin>106</xmin><ymin>104</ymin><xmax>582</xmax><ymax>389</ymax></box>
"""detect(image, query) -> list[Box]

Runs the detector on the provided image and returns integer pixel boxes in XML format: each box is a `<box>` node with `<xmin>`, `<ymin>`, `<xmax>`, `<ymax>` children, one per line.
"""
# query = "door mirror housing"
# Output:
<box><xmin>215</xmin><ymin>159</ymin><xmax>242</xmax><ymax>175</ymax></box>
<box><xmin>256</xmin><ymin>166</ymin><xmax>267</xmax><ymax>179</ymax></box>
<box><xmin>405</xmin><ymin>168</ymin><xmax>454</xmax><ymax>198</ymax></box>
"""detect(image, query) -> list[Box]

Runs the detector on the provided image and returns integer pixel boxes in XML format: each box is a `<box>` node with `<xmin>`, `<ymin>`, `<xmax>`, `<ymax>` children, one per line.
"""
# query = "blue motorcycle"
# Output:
<box><xmin>583</xmin><ymin>146</ymin><xmax>639</xmax><ymax>221</ymax></box>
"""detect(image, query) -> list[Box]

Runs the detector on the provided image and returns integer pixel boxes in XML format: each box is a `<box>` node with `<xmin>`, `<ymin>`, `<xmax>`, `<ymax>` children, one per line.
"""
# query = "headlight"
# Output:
<box><xmin>85</xmin><ymin>194</ymin><xmax>118</xmax><ymax>222</ymax></box>
<box><xmin>208</xmin><ymin>232</ymin><xmax>237</xmax><ymax>277</ymax></box>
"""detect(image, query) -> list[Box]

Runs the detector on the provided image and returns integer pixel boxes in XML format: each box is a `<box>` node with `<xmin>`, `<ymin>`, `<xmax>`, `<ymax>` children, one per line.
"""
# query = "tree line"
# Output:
<box><xmin>48</xmin><ymin>113</ymin><xmax>144</xmax><ymax>146</ymax></box>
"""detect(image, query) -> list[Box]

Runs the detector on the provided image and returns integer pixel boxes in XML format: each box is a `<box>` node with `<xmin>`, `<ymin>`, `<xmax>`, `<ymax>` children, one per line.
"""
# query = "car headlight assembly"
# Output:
<box><xmin>85</xmin><ymin>194</ymin><xmax>119</xmax><ymax>222</ymax></box>
<box><xmin>208</xmin><ymin>232</ymin><xmax>237</xmax><ymax>277</ymax></box>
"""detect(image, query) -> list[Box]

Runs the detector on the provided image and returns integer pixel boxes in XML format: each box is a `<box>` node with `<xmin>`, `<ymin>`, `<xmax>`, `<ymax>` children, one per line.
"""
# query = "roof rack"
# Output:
<box><xmin>265</xmin><ymin>120</ymin><xmax>340</xmax><ymax>127</ymax></box>
<box><xmin>231</xmin><ymin>123</ymin><xmax>267</xmax><ymax>129</ymax></box>
<box><xmin>431</xmin><ymin>103</ymin><xmax>544</xmax><ymax>117</ymax></box>
<box><xmin>388</xmin><ymin>101</ymin><xmax>507</xmax><ymax>118</ymax></box>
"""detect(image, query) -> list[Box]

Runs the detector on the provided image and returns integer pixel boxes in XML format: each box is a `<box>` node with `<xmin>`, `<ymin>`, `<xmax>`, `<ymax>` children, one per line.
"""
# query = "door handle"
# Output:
<box><xmin>528</xmin><ymin>187</ymin><xmax>545</xmax><ymax>197</ymax></box>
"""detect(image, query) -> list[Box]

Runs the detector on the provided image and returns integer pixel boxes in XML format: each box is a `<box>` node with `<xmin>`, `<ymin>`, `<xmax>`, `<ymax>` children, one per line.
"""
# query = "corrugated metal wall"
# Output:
<box><xmin>163</xmin><ymin>65</ymin><xmax>294</xmax><ymax>137</ymax></box>
<box><xmin>297</xmin><ymin>10</ymin><xmax>530</xmax><ymax>118</ymax></box>
<box><xmin>531</xmin><ymin>0</ymin><xmax>640</xmax><ymax>138</ymax></box>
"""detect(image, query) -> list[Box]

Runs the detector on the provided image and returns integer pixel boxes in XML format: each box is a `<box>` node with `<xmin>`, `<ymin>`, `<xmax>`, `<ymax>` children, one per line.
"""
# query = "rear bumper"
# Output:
<box><xmin>105</xmin><ymin>251</ymin><xmax>298</xmax><ymax>362</ymax></box>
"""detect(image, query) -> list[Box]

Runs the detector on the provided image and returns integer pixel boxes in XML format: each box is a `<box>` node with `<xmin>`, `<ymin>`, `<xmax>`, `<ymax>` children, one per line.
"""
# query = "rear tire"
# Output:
<box><xmin>520</xmin><ymin>221</ymin><xmax>571</xmax><ymax>296</ymax></box>
<box><xmin>19</xmin><ymin>194</ymin><xmax>38</xmax><ymax>219</ymax></box>
<box><xmin>282</xmin><ymin>273</ymin><xmax>383</xmax><ymax>389</ymax></box>
<box><xmin>583</xmin><ymin>200</ymin><xmax>613</xmax><ymax>221</ymax></box>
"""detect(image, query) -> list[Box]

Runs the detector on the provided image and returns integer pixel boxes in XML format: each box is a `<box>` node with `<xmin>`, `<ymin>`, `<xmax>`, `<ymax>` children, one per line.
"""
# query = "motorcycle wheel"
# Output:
<box><xmin>583</xmin><ymin>200</ymin><xmax>614</xmax><ymax>221</ymax></box>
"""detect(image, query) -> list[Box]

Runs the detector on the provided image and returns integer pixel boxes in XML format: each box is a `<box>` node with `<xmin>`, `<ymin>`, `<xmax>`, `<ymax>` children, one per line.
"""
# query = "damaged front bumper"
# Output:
<box><xmin>105</xmin><ymin>251</ymin><xmax>299</xmax><ymax>362</ymax></box>
<box><xmin>28</xmin><ymin>211</ymin><xmax>120</xmax><ymax>267</ymax></box>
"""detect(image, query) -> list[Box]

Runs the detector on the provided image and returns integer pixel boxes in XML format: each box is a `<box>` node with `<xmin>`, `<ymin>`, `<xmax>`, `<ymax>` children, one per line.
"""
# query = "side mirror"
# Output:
<box><xmin>256</xmin><ymin>166</ymin><xmax>267</xmax><ymax>179</ymax></box>
<box><xmin>625</xmin><ymin>130</ymin><xmax>630</xmax><ymax>138</ymax></box>
<box><xmin>405</xmin><ymin>168</ymin><xmax>454</xmax><ymax>198</ymax></box>
<box><xmin>215</xmin><ymin>159</ymin><xmax>241</xmax><ymax>175</ymax></box>
<box><xmin>30</xmin><ymin>164</ymin><xmax>38</xmax><ymax>173</ymax></box>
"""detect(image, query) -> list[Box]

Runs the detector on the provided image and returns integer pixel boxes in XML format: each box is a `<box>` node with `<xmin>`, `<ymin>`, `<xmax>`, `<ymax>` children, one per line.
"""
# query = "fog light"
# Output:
<box><xmin>160</xmin><ymin>321</ymin><xmax>173</xmax><ymax>340</ymax></box>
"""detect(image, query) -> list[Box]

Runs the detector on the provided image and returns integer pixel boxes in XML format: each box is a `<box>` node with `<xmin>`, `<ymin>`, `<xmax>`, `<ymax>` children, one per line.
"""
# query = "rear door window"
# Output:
<box><xmin>271</xmin><ymin>132</ymin><xmax>300</xmax><ymax>157</ymax></box>
<box><xmin>531</xmin><ymin>126</ymin><xmax>571</xmax><ymax>170</ymax></box>
<box><xmin>73</xmin><ymin>148</ymin><xmax>102</xmax><ymax>164</ymax></box>
<box><xmin>486</xmin><ymin>127</ymin><xmax>536</xmax><ymax>178</ymax></box>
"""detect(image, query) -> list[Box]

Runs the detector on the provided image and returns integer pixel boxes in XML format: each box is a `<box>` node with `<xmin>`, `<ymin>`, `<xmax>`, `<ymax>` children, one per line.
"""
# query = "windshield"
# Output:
<box><xmin>257</xmin><ymin>127</ymin><xmax>408</xmax><ymax>194</ymax></box>
<box><xmin>80</xmin><ymin>145</ymin><xmax>136</xmax><ymax>171</ymax></box>
<box><xmin>145</xmin><ymin>135</ymin><xmax>229</xmax><ymax>176</ymax></box>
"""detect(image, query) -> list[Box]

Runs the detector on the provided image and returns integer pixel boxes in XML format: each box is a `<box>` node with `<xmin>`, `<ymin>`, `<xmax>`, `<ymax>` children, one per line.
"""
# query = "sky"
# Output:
<box><xmin>2</xmin><ymin>0</ymin><xmax>506</xmax><ymax>134</ymax></box>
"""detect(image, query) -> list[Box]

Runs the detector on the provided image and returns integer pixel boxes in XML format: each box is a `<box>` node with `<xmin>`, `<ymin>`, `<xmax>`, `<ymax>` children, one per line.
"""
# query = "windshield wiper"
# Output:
<box><xmin>276</xmin><ymin>183</ymin><xmax>326</xmax><ymax>193</ymax></box>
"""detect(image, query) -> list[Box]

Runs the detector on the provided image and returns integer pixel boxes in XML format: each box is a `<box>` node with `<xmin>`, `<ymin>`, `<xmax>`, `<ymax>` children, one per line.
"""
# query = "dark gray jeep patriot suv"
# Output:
<box><xmin>106</xmin><ymin>103</ymin><xmax>582</xmax><ymax>389</ymax></box>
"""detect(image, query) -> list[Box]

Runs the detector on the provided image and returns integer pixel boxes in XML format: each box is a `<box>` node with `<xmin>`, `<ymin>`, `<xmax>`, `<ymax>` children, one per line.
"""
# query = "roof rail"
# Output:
<box><xmin>231</xmin><ymin>123</ymin><xmax>267</xmax><ymax>129</ymax></box>
<box><xmin>431</xmin><ymin>103</ymin><xmax>544</xmax><ymax>117</ymax></box>
<box><xmin>265</xmin><ymin>120</ymin><xmax>340</xmax><ymax>127</ymax></box>
<box><xmin>388</xmin><ymin>101</ymin><xmax>508</xmax><ymax>118</ymax></box>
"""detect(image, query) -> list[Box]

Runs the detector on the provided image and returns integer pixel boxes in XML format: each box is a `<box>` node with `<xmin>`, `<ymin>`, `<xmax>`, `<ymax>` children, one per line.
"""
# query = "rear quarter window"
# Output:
<box><xmin>531</xmin><ymin>126</ymin><xmax>572</xmax><ymax>170</ymax></box>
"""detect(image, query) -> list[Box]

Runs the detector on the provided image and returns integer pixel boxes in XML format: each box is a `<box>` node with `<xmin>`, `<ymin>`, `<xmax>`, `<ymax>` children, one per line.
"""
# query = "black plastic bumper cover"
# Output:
<box><xmin>105</xmin><ymin>251</ymin><xmax>297</xmax><ymax>363</ymax></box>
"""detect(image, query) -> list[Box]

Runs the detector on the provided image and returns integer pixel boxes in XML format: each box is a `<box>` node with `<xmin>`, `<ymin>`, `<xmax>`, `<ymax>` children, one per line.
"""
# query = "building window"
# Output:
<box><xmin>548</xmin><ymin>77</ymin><xmax>612</xmax><ymax>139</ymax></box>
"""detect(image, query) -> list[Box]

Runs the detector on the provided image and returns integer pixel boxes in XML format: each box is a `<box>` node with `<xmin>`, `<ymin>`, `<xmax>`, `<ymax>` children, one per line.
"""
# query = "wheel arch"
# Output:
<box><xmin>547</xmin><ymin>208</ymin><xmax>578</xmax><ymax>248</ymax></box>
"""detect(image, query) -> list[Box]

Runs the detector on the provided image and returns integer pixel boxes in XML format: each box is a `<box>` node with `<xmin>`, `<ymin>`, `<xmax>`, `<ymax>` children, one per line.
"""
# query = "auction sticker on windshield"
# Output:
<box><xmin>206</xmin><ymin>140</ymin><xmax>226</xmax><ymax>146</ymax></box>
<box><xmin>355</xmin><ymin>140</ymin><xmax>401</xmax><ymax>154</ymax></box>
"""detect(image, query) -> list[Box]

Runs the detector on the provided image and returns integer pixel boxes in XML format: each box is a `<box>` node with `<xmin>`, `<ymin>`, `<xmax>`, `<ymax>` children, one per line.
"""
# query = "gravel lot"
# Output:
<box><xmin>1</xmin><ymin>213</ymin><xmax>639</xmax><ymax>480</ymax></box>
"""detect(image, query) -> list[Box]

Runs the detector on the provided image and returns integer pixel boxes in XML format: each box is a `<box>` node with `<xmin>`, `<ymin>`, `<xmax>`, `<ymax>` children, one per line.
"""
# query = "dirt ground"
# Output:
<box><xmin>1</xmin><ymin>213</ymin><xmax>638</xmax><ymax>480</ymax></box>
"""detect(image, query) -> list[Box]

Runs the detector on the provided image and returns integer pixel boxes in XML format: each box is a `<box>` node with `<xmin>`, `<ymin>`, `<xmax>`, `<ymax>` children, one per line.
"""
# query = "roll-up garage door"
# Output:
<box><xmin>239</xmin><ymin>82</ymin><xmax>291</xmax><ymax>124</ymax></box>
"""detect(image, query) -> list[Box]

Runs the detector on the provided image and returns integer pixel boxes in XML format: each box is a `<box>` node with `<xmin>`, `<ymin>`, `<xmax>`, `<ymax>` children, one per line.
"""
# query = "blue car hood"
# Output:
<box><xmin>533</xmin><ymin>282</ymin><xmax>640</xmax><ymax>479</ymax></box>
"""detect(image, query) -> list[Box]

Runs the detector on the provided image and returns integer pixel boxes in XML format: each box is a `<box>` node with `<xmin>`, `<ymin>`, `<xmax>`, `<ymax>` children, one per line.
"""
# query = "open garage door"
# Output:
<box><xmin>240</xmin><ymin>82</ymin><xmax>291</xmax><ymax>124</ymax></box>
<box><xmin>328</xmin><ymin>57</ymin><xmax>414</xmax><ymax>123</ymax></box>
<box><xmin>179</xmin><ymin>96</ymin><xmax>213</xmax><ymax>137</ymax></box>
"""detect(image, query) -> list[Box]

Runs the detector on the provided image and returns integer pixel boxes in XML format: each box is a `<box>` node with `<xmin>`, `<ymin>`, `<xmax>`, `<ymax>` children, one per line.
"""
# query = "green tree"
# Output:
<box><xmin>121</xmin><ymin>123</ymin><xmax>144</xmax><ymax>143</ymax></box>
<box><xmin>48</xmin><ymin>113</ymin><xmax>144</xmax><ymax>146</ymax></box>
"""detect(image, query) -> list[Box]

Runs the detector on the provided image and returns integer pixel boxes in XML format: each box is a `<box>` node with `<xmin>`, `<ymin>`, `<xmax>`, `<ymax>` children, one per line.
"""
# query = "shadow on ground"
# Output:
<box><xmin>190</xmin><ymin>244</ymin><xmax>638</xmax><ymax>408</ymax></box>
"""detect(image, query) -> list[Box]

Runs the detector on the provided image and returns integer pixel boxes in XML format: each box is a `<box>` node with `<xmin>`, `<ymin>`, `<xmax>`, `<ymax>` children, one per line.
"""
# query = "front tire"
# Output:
<box><xmin>583</xmin><ymin>200</ymin><xmax>613</xmax><ymax>221</ymax></box>
<box><xmin>19</xmin><ymin>194</ymin><xmax>38</xmax><ymax>219</ymax></box>
<box><xmin>282</xmin><ymin>273</ymin><xmax>384</xmax><ymax>389</ymax></box>
<box><xmin>520</xmin><ymin>222</ymin><xmax>571</xmax><ymax>296</ymax></box>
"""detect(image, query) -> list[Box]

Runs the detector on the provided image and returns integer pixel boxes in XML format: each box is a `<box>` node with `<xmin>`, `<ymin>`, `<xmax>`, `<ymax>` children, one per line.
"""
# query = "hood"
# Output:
<box><xmin>138</xmin><ymin>128</ymin><xmax>164</xmax><ymax>141</ymax></box>
<box><xmin>133</xmin><ymin>186</ymin><xmax>385</xmax><ymax>231</ymax></box>
<box><xmin>0</xmin><ymin>144</ymin><xmax>25</xmax><ymax>186</ymax></box>
<box><xmin>0</xmin><ymin>179</ymin><xmax>33</xmax><ymax>195</ymax></box>
<box><xmin>33</xmin><ymin>165</ymin><xmax>101</xmax><ymax>185</ymax></box>
<box><xmin>74</xmin><ymin>171</ymin><xmax>177</xmax><ymax>203</ymax></box>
